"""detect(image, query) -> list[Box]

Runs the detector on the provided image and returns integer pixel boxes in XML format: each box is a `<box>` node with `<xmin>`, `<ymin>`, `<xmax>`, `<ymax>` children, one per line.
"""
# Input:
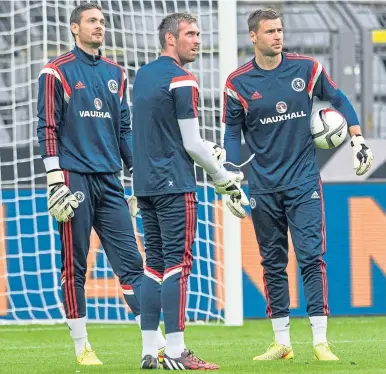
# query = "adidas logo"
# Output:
<box><xmin>75</xmin><ymin>81</ymin><xmax>85</xmax><ymax>89</ymax></box>
<box><xmin>251</xmin><ymin>91</ymin><xmax>262</xmax><ymax>100</ymax></box>
<box><xmin>311</xmin><ymin>191</ymin><xmax>320</xmax><ymax>199</ymax></box>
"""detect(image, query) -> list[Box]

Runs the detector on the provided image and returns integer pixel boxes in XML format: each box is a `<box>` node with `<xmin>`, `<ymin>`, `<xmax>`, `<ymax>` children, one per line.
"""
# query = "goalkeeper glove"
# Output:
<box><xmin>225</xmin><ymin>193</ymin><xmax>249</xmax><ymax>219</ymax></box>
<box><xmin>215</xmin><ymin>171</ymin><xmax>249</xmax><ymax>217</ymax></box>
<box><xmin>351</xmin><ymin>135</ymin><xmax>374</xmax><ymax>176</ymax></box>
<box><xmin>213</xmin><ymin>171</ymin><xmax>248</xmax><ymax>200</ymax></box>
<box><xmin>128</xmin><ymin>195</ymin><xmax>139</xmax><ymax>217</ymax></box>
<box><xmin>208</xmin><ymin>144</ymin><xmax>247</xmax><ymax>200</ymax></box>
<box><xmin>128</xmin><ymin>167</ymin><xmax>139</xmax><ymax>217</ymax></box>
<box><xmin>47</xmin><ymin>170</ymin><xmax>79</xmax><ymax>222</ymax></box>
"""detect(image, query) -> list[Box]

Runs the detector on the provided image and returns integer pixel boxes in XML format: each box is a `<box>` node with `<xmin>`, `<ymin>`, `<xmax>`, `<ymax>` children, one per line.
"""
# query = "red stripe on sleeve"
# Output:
<box><xmin>44</xmin><ymin>63</ymin><xmax>72</xmax><ymax>99</ymax></box>
<box><xmin>322</xmin><ymin>67</ymin><xmax>338</xmax><ymax>90</ymax></box>
<box><xmin>226</xmin><ymin>80</ymin><xmax>248</xmax><ymax>111</ymax></box>
<box><xmin>119</xmin><ymin>69</ymin><xmax>125</xmax><ymax>99</ymax></box>
<box><xmin>191</xmin><ymin>86</ymin><xmax>199</xmax><ymax>117</ymax></box>
<box><xmin>222</xmin><ymin>90</ymin><xmax>227</xmax><ymax>123</ymax></box>
<box><xmin>307</xmin><ymin>61</ymin><xmax>319</xmax><ymax>95</ymax></box>
<box><xmin>171</xmin><ymin>75</ymin><xmax>198</xmax><ymax>84</ymax></box>
<box><xmin>45</xmin><ymin>74</ymin><xmax>57</xmax><ymax>156</ymax></box>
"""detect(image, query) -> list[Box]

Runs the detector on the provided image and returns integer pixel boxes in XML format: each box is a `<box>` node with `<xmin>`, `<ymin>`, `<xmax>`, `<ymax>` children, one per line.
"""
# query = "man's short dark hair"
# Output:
<box><xmin>158</xmin><ymin>13</ymin><xmax>197</xmax><ymax>49</ymax></box>
<box><xmin>247</xmin><ymin>8</ymin><xmax>282</xmax><ymax>32</ymax></box>
<box><xmin>70</xmin><ymin>3</ymin><xmax>103</xmax><ymax>40</ymax></box>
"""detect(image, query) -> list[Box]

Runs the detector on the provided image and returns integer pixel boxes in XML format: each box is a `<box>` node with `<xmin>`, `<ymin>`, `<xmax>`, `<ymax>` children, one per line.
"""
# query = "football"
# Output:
<box><xmin>310</xmin><ymin>108</ymin><xmax>348</xmax><ymax>149</ymax></box>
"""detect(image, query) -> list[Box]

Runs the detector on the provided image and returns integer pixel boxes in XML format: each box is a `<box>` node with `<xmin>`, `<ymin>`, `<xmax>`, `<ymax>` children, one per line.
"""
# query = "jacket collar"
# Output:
<box><xmin>252</xmin><ymin>52</ymin><xmax>286</xmax><ymax>75</ymax></box>
<box><xmin>73</xmin><ymin>44</ymin><xmax>102</xmax><ymax>65</ymax></box>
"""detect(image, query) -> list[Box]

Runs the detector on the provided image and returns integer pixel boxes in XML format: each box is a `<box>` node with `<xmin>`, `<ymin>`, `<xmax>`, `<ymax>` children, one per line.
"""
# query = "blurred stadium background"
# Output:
<box><xmin>0</xmin><ymin>0</ymin><xmax>385</xmax><ymax>328</ymax></box>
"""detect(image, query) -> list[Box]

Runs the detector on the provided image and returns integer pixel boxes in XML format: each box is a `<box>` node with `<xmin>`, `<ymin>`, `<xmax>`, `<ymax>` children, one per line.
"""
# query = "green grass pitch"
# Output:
<box><xmin>1</xmin><ymin>316</ymin><xmax>385</xmax><ymax>373</ymax></box>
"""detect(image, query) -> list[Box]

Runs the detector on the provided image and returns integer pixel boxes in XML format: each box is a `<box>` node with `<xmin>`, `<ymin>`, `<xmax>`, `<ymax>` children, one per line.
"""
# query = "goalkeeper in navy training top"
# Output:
<box><xmin>36</xmin><ymin>3</ymin><xmax>165</xmax><ymax>366</ymax></box>
<box><xmin>131</xmin><ymin>12</ymin><xmax>246</xmax><ymax>371</ymax></box>
<box><xmin>223</xmin><ymin>8</ymin><xmax>374</xmax><ymax>361</ymax></box>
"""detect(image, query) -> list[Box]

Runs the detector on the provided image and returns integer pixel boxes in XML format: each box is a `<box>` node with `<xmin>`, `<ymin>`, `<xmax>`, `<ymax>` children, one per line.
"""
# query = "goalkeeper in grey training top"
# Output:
<box><xmin>36</xmin><ymin>3</ymin><xmax>165</xmax><ymax>366</ymax></box>
<box><xmin>131</xmin><ymin>12</ymin><xmax>247</xmax><ymax>371</ymax></box>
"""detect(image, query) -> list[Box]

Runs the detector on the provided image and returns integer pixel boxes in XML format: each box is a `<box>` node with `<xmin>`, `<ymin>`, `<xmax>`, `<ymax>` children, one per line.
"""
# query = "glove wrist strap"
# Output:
<box><xmin>43</xmin><ymin>156</ymin><xmax>60</xmax><ymax>172</ymax></box>
<box><xmin>209</xmin><ymin>165</ymin><xmax>229</xmax><ymax>184</ymax></box>
<box><xmin>351</xmin><ymin>134</ymin><xmax>365</xmax><ymax>146</ymax></box>
<box><xmin>47</xmin><ymin>169</ymin><xmax>65</xmax><ymax>186</ymax></box>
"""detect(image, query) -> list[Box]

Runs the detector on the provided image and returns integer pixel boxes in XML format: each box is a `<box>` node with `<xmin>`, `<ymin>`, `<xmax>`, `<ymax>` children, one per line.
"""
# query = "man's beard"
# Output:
<box><xmin>265</xmin><ymin>50</ymin><xmax>281</xmax><ymax>58</ymax></box>
<box><xmin>89</xmin><ymin>40</ymin><xmax>103</xmax><ymax>48</ymax></box>
<box><xmin>180</xmin><ymin>55</ymin><xmax>196</xmax><ymax>66</ymax></box>
<box><xmin>80</xmin><ymin>33</ymin><xmax>103</xmax><ymax>49</ymax></box>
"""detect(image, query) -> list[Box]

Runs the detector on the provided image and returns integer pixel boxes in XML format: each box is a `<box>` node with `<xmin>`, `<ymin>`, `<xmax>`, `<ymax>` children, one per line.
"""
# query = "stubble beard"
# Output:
<box><xmin>266</xmin><ymin>48</ymin><xmax>281</xmax><ymax>58</ymax></box>
<box><xmin>179</xmin><ymin>54</ymin><xmax>197</xmax><ymax>66</ymax></box>
<box><xmin>88</xmin><ymin>38</ymin><xmax>103</xmax><ymax>49</ymax></box>
<box><xmin>79</xmin><ymin>33</ymin><xmax>103</xmax><ymax>50</ymax></box>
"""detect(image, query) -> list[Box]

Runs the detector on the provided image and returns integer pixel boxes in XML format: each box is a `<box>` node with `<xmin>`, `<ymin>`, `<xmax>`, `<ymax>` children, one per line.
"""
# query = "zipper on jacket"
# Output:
<box><xmin>93</xmin><ymin>55</ymin><xmax>98</xmax><ymax>89</ymax></box>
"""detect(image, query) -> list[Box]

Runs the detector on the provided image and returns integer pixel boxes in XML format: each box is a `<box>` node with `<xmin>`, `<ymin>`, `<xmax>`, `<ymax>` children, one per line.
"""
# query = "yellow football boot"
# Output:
<box><xmin>77</xmin><ymin>344</ymin><xmax>103</xmax><ymax>366</ymax></box>
<box><xmin>314</xmin><ymin>342</ymin><xmax>339</xmax><ymax>361</ymax></box>
<box><xmin>253</xmin><ymin>342</ymin><xmax>294</xmax><ymax>360</ymax></box>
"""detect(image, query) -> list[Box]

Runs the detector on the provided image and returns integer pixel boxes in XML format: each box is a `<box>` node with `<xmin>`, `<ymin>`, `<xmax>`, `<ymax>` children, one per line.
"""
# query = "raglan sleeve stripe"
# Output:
<box><xmin>307</xmin><ymin>60</ymin><xmax>323</xmax><ymax>98</ymax></box>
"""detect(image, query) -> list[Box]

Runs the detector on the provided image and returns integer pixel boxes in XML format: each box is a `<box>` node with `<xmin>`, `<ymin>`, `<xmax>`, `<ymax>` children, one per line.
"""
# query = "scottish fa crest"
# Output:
<box><xmin>74</xmin><ymin>191</ymin><xmax>85</xmax><ymax>203</ymax></box>
<box><xmin>108</xmin><ymin>79</ymin><xmax>118</xmax><ymax>93</ymax></box>
<box><xmin>291</xmin><ymin>78</ymin><xmax>305</xmax><ymax>92</ymax></box>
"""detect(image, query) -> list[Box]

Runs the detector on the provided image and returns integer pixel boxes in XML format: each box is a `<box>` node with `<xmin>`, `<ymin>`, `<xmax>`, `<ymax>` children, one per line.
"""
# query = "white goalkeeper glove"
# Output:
<box><xmin>351</xmin><ymin>135</ymin><xmax>374</xmax><ymax>176</ymax></box>
<box><xmin>128</xmin><ymin>195</ymin><xmax>139</xmax><ymax>217</ymax></box>
<box><xmin>215</xmin><ymin>171</ymin><xmax>249</xmax><ymax>217</ymax></box>
<box><xmin>47</xmin><ymin>170</ymin><xmax>79</xmax><ymax>223</ymax></box>
<box><xmin>213</xmin><ymin>170</ymin><xmax>248</xmax><ymax>200</ymax></box>
<box><xmin>128</xmin><ymin>167</ymin><xmax>139</xmax><ymax>217</ymax></box>
<box><xmin>208</xmin><ymin>144</ymin><xmax>249</xmax><ymax>202</ymax></box>
<box><xmin>205</xmin><ymin>142</ymin><xmax>250</xmax><ymax>210</ymax></box>
<box><xmin>225</xmin><ymin>193</ymin><xmax>249</xmax><ymax>219</ymax></box>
